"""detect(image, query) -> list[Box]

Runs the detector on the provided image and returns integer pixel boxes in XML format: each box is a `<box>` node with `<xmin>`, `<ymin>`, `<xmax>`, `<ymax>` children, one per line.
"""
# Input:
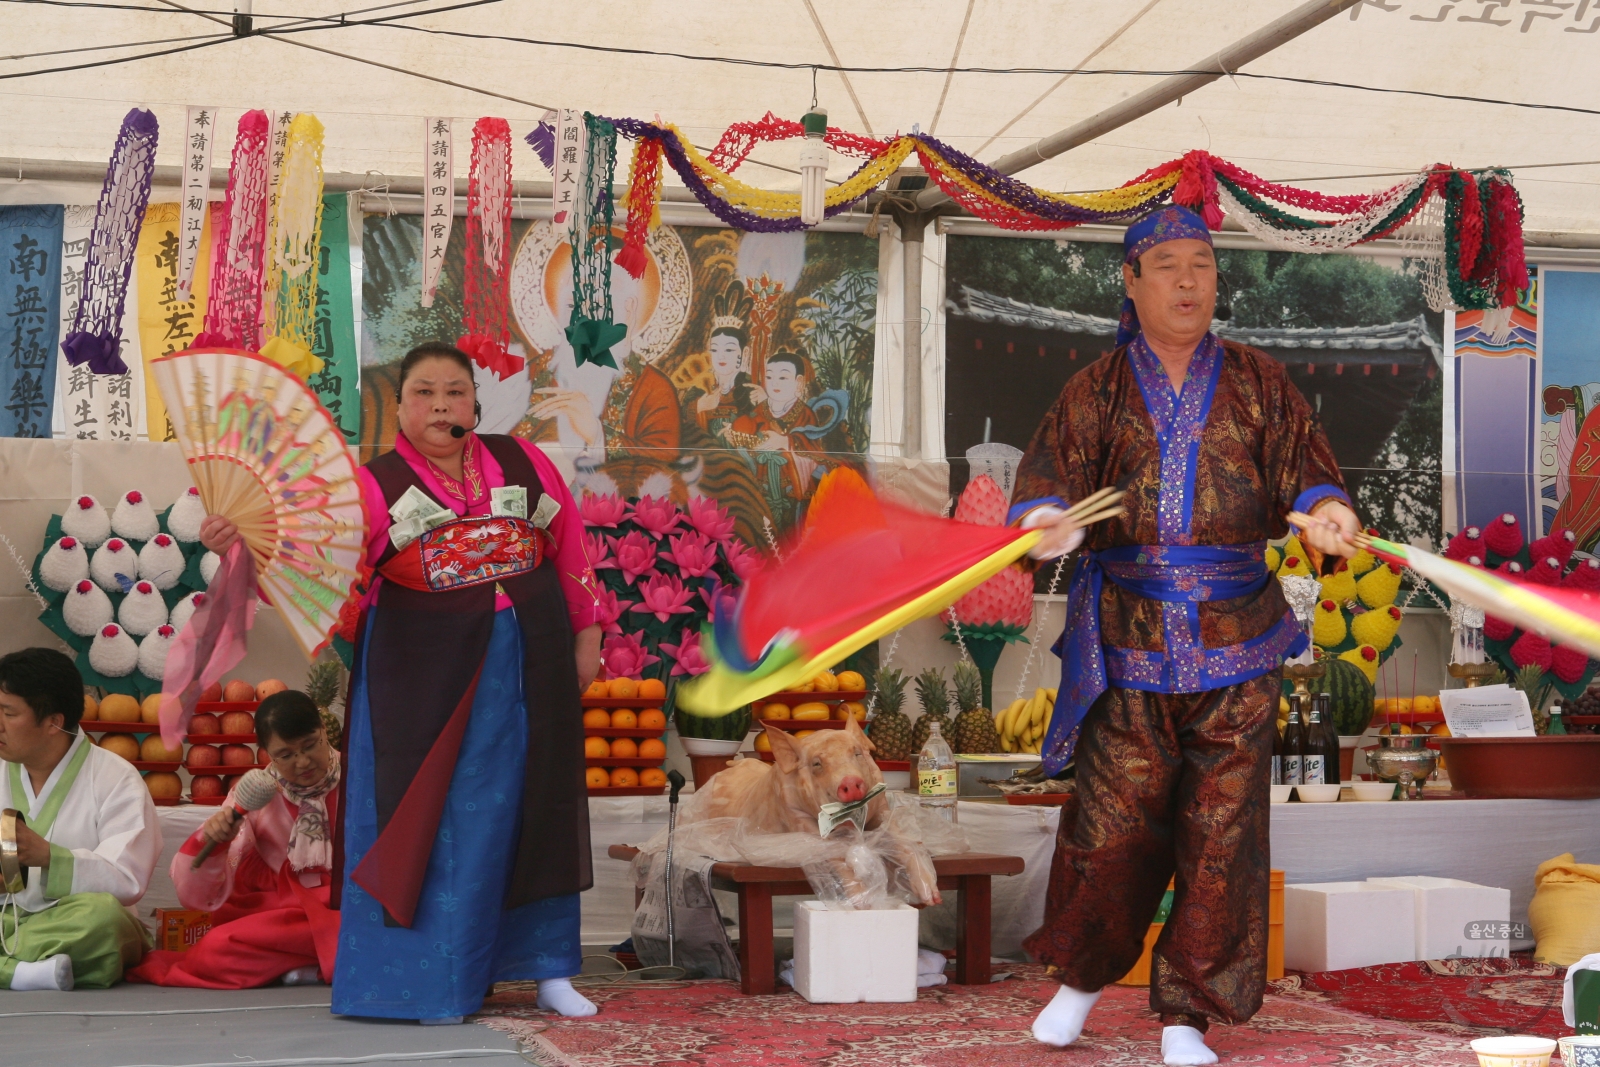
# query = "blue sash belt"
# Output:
<box><xmin>1041</xmin><ymin>542</ymin><xmax>1304</xmax><ymax>774</ymax></box>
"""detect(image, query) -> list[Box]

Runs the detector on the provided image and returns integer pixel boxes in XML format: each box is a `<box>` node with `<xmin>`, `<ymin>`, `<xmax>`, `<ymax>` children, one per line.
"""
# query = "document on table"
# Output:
<box><xmin>1438</xmin><ymin>684</ymin><xmax>1537</xmax><ymax>737</ymax></box>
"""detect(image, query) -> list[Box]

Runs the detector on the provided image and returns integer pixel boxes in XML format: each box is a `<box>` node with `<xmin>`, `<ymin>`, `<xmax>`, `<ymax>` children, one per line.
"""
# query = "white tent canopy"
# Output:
<box><xmin>4</xmin><ymin>0</ymin><xmax>1599</xmax><ymax>236</ymax></box>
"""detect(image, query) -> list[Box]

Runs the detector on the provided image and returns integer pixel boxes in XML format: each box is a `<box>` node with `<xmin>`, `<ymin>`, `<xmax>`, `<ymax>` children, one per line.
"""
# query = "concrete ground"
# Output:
<box><xmin>0</xmin><ymin>983</ymin><xmax>528</xmax><ymax>1067</ymax></box>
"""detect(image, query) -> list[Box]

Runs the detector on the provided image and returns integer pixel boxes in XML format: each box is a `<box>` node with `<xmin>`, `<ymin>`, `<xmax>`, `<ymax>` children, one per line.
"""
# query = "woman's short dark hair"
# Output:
<box><xmin>255</xmin><ymin>691</ymin><xmax>323</xmax><ymax>748</ymax></box>
<box><xmin>0</xmin><ymin>648</ymin><xmax>85</xmax><ymax>732</ymax></box>
<box><xmin>397</xmin><ymin>342</ymin><xmax>476</xmax><ymax>393</ymax></box>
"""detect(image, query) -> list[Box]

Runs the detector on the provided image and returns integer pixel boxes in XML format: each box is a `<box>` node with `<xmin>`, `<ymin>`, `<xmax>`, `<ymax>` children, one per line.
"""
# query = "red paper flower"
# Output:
<box><xmin>599</xmin><ymin>631</ymin><xmax>659</xmax><ymax>680</ymax></box>
<box><xmin>685</xmin><ymin>497</ymin><xmax>736</xmax><ymax>544</ymax></box>
<box><xmin>660</xmin><ymin>531</ymin><xmax>718</xmax><ymax>579</ymax></box>
<box><xmin>585</xmin><ymin>530</ymin><xmax>616</xmax><ymax>571</ymax></box>
<box><xmin>609</xmin><ymin>530</ymin><xmax>659</xmax><ymax>586</ymax></box>
<box><xmin>1551</xmin><ymin>643</ymin><xmax>1590</xmax><ymax>685</ymax></box>
<box><xmin>1510</xmin><ymin>631</ymin><xmax>1553</xmax><ymax>671</ymax></box>
<box><xmin>660</xmin><ymin>626</ymin><xmax>711</xmax><ymax>677</ymax></box>
<box><xmin>579</xmin><ymin>492</ymin><xmax>628</xmax><ymax>529</ymax></box>
<box><xmin>1483</xmin><ymin>512</ymin><xmax>1523</xmax><ymax>558</ymax></box>
<box><xmin>631</xmin><ymin>573</ymin><xmax>695</xmax><ymax>622</ymax></box>
<box><xmin>628</xmin><ymin>495</ymin><xmax>683</xmax><ymax>539</ymax></box>
<box><xmin>724</xmin><ymin>541</ymin><xmax>764</xmax><ymax>583</ymax></box>
<box><xmin>594</xmin><ymin>586</ymin><xmax>625</xmax><ymax>635</ymax></box>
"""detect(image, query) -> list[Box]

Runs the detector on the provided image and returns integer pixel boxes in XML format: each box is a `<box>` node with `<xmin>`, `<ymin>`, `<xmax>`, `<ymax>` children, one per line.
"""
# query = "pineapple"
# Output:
<box><xmin>866</xmin><ymin>667</ymin><xmax>912</xmax><ymax>761</ymax></box>
<box><xmin>949</xmin><ymin>660</ymin><xmax>1002</xmax><ymax>753</ymax></box>
<box><xmin>910</xmin><ymin>667</ymin><xmax>954</xmax><ymax>754</ymax></box>
<box><xmin>305</xmin><ymin>659</ymin><xmax>346</xmax><ymax>749</ymax></box>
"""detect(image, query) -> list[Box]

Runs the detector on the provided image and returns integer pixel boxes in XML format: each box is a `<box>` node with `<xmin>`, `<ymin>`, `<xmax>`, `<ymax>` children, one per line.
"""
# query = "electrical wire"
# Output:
<box><xmin>0</xmin><ymin>1002</ymin><xmax>331</xmax><ymax>1019</ymax></box>
<box><xmin>3</xmin><ymin>31</ymin><xmax>230</xmax><ymax>63</ymax></box>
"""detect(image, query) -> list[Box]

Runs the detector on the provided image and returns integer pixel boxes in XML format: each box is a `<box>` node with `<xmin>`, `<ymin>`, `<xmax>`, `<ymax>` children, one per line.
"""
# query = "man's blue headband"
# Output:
<box><xmin>1116</xmin><ymin>205</ymin><xmax>1215</xmax><ymax>347</ymax></box>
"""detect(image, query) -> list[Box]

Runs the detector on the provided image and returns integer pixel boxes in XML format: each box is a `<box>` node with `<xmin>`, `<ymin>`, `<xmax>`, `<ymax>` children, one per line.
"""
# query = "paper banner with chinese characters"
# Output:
<box><xmin>136</xmin><ymin>200</ymin><xmax>218</xmax><ymax>441</ymax></box>
<box><xmin>261</xmin><ymin>110</ymin><xmax>294</xmax><ymax>337</ymax></box>
<box><xmin>552</xmin><ymin>108</ymin><xmax>585</xmax><ymax>228</ymax></box>
<box><xmin>55</xmin><ymin>204</ymin><xmax>141</xmax><ymax>440</ymax></box>
<box><xmin>0</xmin><ymin>205</ymin><xmax>63</xmax><ymax>438</ymax></box>
<box><xmin>304</xmin><ymin>192</ymin><xmax>360</xmax><ymax>442</ymax></box>
<box><xmin>177</xmin><ymin>105</ymin><xmax>218</xmax><ymax>300</ymax></box>
<box><xmin>422</xmin><ymin>116</ymin><xmax>452</xmax><ymax>308</ymax></box>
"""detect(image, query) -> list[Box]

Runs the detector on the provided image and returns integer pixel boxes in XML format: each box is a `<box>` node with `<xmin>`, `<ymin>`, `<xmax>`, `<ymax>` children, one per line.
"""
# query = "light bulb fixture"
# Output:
<box><xmin>232</xmin><ymin>0</ymin><xmax>253</xmax><ymax>37</ymax></box>
<box><xmin>798</xmin><ymin>106</ymin><xmax>827</xmax><ymax>227</ymax></box>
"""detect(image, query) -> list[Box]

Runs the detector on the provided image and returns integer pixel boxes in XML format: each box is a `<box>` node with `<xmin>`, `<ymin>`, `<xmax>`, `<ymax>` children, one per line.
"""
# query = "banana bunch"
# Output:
<box><xmin>997</xmin><ymin>688</ymin><xmax>1057</xmax><ymax>754</ymax></box>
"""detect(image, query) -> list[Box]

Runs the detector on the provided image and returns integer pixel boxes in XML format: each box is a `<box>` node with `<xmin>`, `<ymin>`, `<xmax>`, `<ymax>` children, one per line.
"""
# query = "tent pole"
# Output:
<box><xmin>914</xmin><ymin>0</ymin><xmax>1361</xmax><ymax>211</ymax></box>
<box><xmin>900</xmin><ymin>213</ymin><xmax>926</xmax><ymax>460</ymax></box>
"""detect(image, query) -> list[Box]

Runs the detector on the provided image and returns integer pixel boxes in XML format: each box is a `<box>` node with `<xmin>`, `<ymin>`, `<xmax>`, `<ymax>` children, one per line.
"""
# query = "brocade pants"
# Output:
<box><xmin>1022</xmin><ymin>671</ymin><xmax>1278</xmax><ymax>1032</ymax></box>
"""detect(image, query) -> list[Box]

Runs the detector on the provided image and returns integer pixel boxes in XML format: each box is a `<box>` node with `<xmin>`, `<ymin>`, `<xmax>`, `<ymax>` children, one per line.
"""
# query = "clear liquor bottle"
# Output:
<box><xmin>917</xmin><ymin>720</ymin><xmax>958</xmax><ymax>824</ymax></box>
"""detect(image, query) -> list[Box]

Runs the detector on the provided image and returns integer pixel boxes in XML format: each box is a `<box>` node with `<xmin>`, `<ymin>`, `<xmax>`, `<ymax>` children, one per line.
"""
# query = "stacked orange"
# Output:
<box><xmin>581</xmin><ymin>676</ymin><xmax>670</xmax><ymax>791</ymax></box>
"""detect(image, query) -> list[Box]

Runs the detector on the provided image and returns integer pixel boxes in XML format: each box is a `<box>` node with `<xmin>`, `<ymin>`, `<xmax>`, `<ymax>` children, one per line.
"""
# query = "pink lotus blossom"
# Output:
<box><xmin>595</xmin><ymin>587</ymin><xmax>626</xmax><ymax>635</ymax></box>
<box><xmin>685</xmin><ymin>497</ymin><xmax>736</xmax><ymax>544</ymax></box>
<box><xmin>609</xmin><ymin>530</ymin><xmax>659</xmax><ymax>585</ymax></box>
<box><xmin>585</xmin><ymin>530</ymin><xmax>617</xmax><ymax>570</ymax></box>
<box><xmin>580</xmin><ymin>492</ymin><xmax>628</xmax><ymax>529</ymax></box>
<box><xmin>628</xmin><ymin>495</ymin><xmax>683</xmax><ymax>539</ymax></box>
<box><xmin>660</xmin><ymin>626</ymin><xmax>711</xmax><ymax>677</ymax></box>
<box><xmin>724</xmin><ymin>540</ymin><xmax>765</xmax><ymax>583</ymax></box>
<box><xmin>631</xmin><ymin>573</ymin><xmax>695</xmax><ymax>622</ymax></box>
<box><xmin>600</xmin><ymin>632</ymin><xmax>659</xmax><ymax>680</ymax></box>
<box><xmin>661</xmin><ymin>531</ymin><xmax>719</xmax><ymax>579</ymax></box>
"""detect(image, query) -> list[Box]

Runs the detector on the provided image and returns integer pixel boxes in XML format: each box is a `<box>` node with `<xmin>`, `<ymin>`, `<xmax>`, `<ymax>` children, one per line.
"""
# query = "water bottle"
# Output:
<box><xmin>917</xmin><ymin>720</ymin><xmax>958</xmax><ymax>824</ymax></box>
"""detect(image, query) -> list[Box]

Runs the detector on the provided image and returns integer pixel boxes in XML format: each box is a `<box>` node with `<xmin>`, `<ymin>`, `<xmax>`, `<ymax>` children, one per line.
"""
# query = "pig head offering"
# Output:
<box><xmin>690</xmin><ymin>716</ymin><xmax>941</xmax><ymax>906</ymax></box>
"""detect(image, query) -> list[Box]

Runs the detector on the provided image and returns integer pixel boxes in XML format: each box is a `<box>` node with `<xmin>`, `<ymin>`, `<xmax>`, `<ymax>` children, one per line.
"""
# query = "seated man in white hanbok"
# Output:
<box><xmin>0</xmin><ymin>648</ymin><xmax>161</xmax><ymax>990</ymax></box>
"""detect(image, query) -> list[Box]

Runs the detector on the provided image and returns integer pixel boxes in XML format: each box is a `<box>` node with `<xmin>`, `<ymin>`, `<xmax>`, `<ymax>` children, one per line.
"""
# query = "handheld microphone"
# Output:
<box><xmin>667</xmin><ymin>769</ymin><xmax>685</xmax><ymax>806</ymax></box>
<box><xmin>191</xmin><ymin>769</ymin><xmax>277</xmax><ymax>868</ymax></box>
<box><xmin>449</xmin><ymin>424</ymin><xmax>467</xmax><ymax>439</ymax></box>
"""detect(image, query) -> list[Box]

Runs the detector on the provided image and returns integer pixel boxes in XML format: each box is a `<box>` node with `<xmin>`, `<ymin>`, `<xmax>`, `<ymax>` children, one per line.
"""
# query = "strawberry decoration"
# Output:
<box><xmin>1445</xmin><ymin>525</ymin><xmax>1483</xmax><ymax>562</ymax></box>
<box><xmin>1551</xmin><ymin>643</ymin><xmax>1589</xmax><ymax>685</ymax></box>
<box><xmin>1483</xmin><ymin>512</ymin><xmax>1524</xmax><ymax>558</ymax></box>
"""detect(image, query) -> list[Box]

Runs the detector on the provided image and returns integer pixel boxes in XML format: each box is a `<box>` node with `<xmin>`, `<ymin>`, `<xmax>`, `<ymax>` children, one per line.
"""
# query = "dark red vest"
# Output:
<box><xmin>333</xmin><ymin>435</ymin><xmax>591</xmax><ymax>926</ymax></box>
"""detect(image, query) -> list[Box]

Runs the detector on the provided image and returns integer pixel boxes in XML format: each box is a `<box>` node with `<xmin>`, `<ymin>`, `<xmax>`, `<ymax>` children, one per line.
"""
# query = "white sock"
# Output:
<box><xmin>1031</xmin><ymin>983</ymin><xmax>1100</xmax><ymax>1046</ymax></box>
<box><xmin>8</xmin><ymin>955</ymin><xmax>73</xmax><ymax>992</ymax></box>
<box><xmin>419</xmin><ymin>1015</ymin><xmax>463</xmax><ymax>1026</ymax></box>
<box><xmin>280</xmin><ymin>965</ymin><xmax>322</xmax><ymax>986</ymax></box>
<box><xmin>916</xmin><ymin>948</ymin><xmax>948</xmax><ymax>975</ymax></box>
<box><xmin>536</xmin><ymin>976</ymin><xmax>598</xmax><ymax>1017</ymax></box>
<box><xmin>1162</xmin><ymin>1025</ymin><xmax>1218</xmax><ymax>1066</ymax></box>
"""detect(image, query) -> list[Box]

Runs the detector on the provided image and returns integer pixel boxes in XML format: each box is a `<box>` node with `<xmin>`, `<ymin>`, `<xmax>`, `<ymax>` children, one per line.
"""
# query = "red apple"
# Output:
<box><xmin>256</xmin><ymin>679</ymin><xmax>288</xmax><ymax>699</ymax></box>
<box><xmin>220</xmin><ymin>711</ymin><xmax>255</xmax><ymax>736</ymax></box>
<box><xmin>190</xmin><ymin>775</ymin><xmax>224</xmax><ymax>799</ymax></box>
<box><xmin>223</xmin><ymin>680</ymin><xmax>256</xmax><ymax>703</ymax></box>
<box><xmin>189</xmin><ymin>713</ymin><xmax>220</xmax><ymax>735</ymax></box>
<box><xmin>200</xmin><ymin>682</ymin><xmax>223</xmax><ymax>703</ymax></box>
<box><xmin>187</xmin><ymin>744</ymin><xmax>221</xmax><ymax>768</ymax></box>
<box><xmin>220</xmin><ymin>744</ymin><xmax>255</xmax><ymax>767</ymax></box>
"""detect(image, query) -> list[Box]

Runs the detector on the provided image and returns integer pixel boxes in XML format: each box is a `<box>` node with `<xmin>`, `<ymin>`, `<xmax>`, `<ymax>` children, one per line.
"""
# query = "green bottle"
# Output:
<box><xmin>1549</xmin><ymin>705</ymin><xmax>1568</xmax><ymax>735</ymax></box>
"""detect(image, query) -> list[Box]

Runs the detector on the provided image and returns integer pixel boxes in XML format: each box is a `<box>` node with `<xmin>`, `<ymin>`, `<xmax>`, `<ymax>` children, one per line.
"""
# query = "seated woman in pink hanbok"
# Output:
<box><xmin>128</xmin><ymin>692</ymin><xmax>339</xmax><ymax>988</ymax></box>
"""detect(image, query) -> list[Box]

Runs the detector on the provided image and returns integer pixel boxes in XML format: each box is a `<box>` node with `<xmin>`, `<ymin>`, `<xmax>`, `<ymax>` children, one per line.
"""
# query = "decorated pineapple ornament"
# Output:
<box><xmin>138</xmin><ymin>624</ymin><xmax>176</xmax><ymax>680</ymax></box>
<box><xmin>89</xmin><ymin>623</ymin><xmax>138</xmax><ymax>678</ymax></box>
<box><xmin>1351</xmin><ymin>605</ymin><xmax>1403</xmax><ymax>650</ymax></box>
<box><xmin>1318</xmin><ymin>559</ymin><xmax>1358</xmax><ymax>605</ymax></box>
<box><xmin>118</xmin><ymin>580</ymin><xmax>168</xmax><ymax>636</ymax></box>
<box><xmin>1276</xmin><ymin>537</ymin><xmax>1313</xmax><ymax>578</ymax></box>
<box><xmin>866</xmin><ymin>666</ymin><xmax>912</xmax><ymax>762</ymax></box>
<box><xmin>1312</xmin><ymin>599</ymin><xmax>1346</xmax><ymax>647</ymax></box>
<box><xmin>910</xmin><ymin>667</ymin><xmax>953</xmax><ymax>754</ymax></box>
<box><xmin>60</xmin><ymin>494</ymin><xmax>111</xmax><ymax>548</ymax></box>
<box><xmin>170</xmin><ymin>590</ymin><xmax>206</xmax><ymax>632</ymax></box>
<box><xmin>949</xmin><ymin>660</ymin><xmax>1002</xmax><ymax>754</ymax></box>
<box><xmin>943</xmin><ymin>474</ymin><xmax>1032</xmax><ymax>708</ymax></box>
<box><xmin>137</xmin><ymin>533</ymin><xmax>185</xmax><ymax>590</ymax></box>
<box><xmin>39</xmin><ymin>537</ymin><xmax>89</xmax><ymax>593</ymax></box>
<box><xmin>89</xmin><ymin>538</ymin><xmax>138</xmax><ymax>594</ymax></box>
<box><xmin>167</xmin><ymin>486</ymin><xmax>206</xmax><ymax>543</ymax></box>
<box><xmin>110</xmin><ymin>490</ymin><xmax>159</xmax><ymax>542</ymax></box>
<box><xmin>63</xmin><ymin>579</ymin><xmax>114</xmax><ymax>637</ymax></box>
<box><xmin>1338</xmin><ymin>643</ymin><xmax>1380</xmax><ymax>684</ymax></box>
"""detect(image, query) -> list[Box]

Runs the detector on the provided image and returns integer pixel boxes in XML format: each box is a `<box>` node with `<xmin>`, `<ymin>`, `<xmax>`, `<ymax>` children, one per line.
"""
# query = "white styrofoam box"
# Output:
<box><xmin>1283</xmin><ymin>882</ymin><xmax>1417</xmax><ymax>973</ymax></box>
<box><xmin>793</xmin><ymin>901</ymin><xmax>919</xmax><ymax>1003</ymax></box>
<box><xmin>1366</xmin><ymin>876</ymin><xmax>1511</xmax><ymax>960</ymax></box>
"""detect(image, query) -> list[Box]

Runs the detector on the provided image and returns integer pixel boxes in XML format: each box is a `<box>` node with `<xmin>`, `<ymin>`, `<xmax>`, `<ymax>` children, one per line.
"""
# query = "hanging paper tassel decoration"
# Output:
<box><xmin>62</xmin><ymin>108</ymin><xmax>159</xmax><ymax>375</ymax></box>
<box><xmin>421</xmin><ymin>117</ymin><xmax>453</xmax><ymax>309</ymax></box>
<box><xmin>260</xmin><ymin>113</ymin><xmax>325</xmax><ymax>381</ymax></box>
<box><xmin>526</xmin><ymin>108</ymin><xmax>556</xmax><ymax>170</ymax></box>
<box><xmin>176</xmin><ymin>106</ymin><xmax>218</xmax><ymax>301</ymax></box>
<box><xmin>566</xmin><ymin>113</ymin><xmax>627</xmax><ymax>370</ymax></box>
<box><xmin>797</xmin><ymin>107</ymin><xmax>828</xmax><ymax>228</ymax></box>
<box><xmin>259</xmin><ymin>111</ymin><xmax>294</xmax><ymax>340</ymax></box>
<box><xmin>455</xmin><ymin>117</ymin><xmax>520</xmax><ymax>377</ymax></box>
<box><xmin>616</xmin><ymin>135</ymin><xmax>662</xmax><ymax>280</ymax></box>
<box><xmin>551</xmin><ymin>109</ymin><xmax>585</xmax><ymax>227</ymax></box>
<box><xmin>196</xmin><ymin>109</ymin><xmax>270</xmax><ymax>349</ymax></box>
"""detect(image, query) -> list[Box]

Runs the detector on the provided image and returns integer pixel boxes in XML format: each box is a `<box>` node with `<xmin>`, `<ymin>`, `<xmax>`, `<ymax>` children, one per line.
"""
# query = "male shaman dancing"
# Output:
<box><xmin>1011</xmin><ymin>206</ymin><xmax>1357</xmax><ymax>1066</ymax></box>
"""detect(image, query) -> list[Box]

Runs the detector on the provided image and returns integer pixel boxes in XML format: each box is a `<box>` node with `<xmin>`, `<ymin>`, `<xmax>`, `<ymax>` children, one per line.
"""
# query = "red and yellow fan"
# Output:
<box><xmin>151</xmin><ymin>347</ymin><xmax>367</xmax><ymax>658</ymax></box>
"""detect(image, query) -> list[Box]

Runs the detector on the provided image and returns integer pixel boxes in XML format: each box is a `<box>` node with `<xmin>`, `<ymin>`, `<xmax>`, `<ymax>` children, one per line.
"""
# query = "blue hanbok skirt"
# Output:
<box><xmin>331</xmin><ymin>608</ymin><xmax>582</xmax><ymax>1020</ymax></box>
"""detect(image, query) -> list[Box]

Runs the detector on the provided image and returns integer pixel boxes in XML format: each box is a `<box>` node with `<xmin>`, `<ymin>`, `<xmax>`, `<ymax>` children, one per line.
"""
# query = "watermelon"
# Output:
<box><xmin>674</xmin><ymin>703</ymin><xmax>752</xmax><ymax>741</ymax></box>
<box><xmin>1307</xmin><ymin>657</ymin><xmax>1374</xmax><ymax>737</ymax></box>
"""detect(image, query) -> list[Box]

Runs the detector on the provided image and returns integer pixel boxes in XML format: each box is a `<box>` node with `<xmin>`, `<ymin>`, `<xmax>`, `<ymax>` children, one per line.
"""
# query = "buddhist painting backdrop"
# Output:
<box><xmin>359</xmin><ymin>216</ymin><xmax>878</xmax><ymax>543</ymax></box>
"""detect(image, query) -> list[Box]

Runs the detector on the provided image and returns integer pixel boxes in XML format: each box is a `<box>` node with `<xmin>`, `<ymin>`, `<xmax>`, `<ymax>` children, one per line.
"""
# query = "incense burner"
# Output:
<box><xmin>1366</xmin><ymin>734</ymin><xmax>1437</xmax><ymax>800</ymax></box>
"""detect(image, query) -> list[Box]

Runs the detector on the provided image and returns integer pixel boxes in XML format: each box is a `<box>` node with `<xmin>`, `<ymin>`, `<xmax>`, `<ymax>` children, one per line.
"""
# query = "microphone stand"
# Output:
<box><xmin>664</xmin><ymin>769</ymin><xmax>685</xmax><ymax>973</ymax></box>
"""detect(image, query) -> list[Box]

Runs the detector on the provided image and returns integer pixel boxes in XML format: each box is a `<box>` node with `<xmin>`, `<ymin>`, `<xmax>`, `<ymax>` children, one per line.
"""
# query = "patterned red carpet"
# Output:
<box><xmin>475</xmin><ymin>965</ymin><xmax>1481</xmax><ymax>1067</ymax></box>
<box><xmin>1270</xmin><ymin>955</ymin><xmax>1568</xmax><ymax>1040</ymax></box>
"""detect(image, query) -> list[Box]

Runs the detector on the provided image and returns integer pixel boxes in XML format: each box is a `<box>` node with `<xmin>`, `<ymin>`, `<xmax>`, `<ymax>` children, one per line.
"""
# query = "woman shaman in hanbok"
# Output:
<box><xmin>200</xmin><ymin>342</ymin><xmax>604</xmax><ymax>1022</ymax></box>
